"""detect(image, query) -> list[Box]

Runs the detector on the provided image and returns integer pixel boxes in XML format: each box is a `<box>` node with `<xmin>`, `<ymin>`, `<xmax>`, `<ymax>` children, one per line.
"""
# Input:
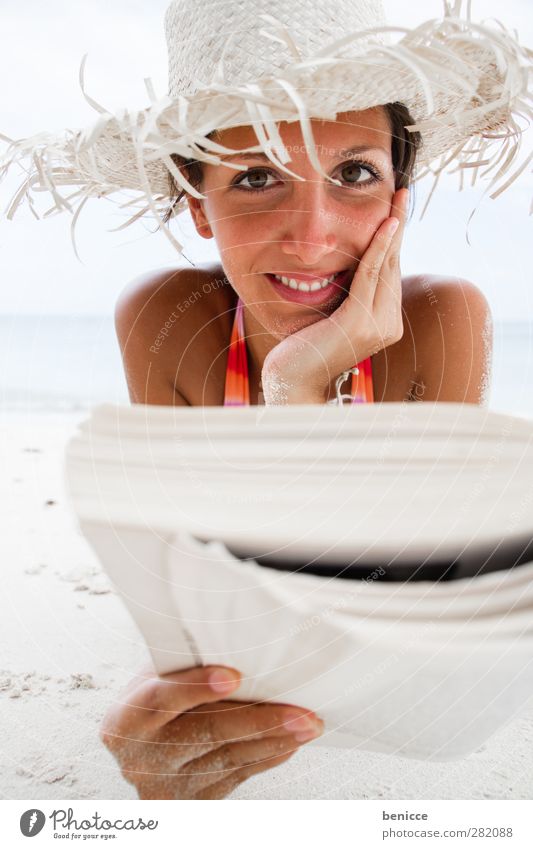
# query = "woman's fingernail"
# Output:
<box><xmin>294</xmin><ymin>726</ymin><xmax>323</xmax><ymax>743</ymax></box>
<box><xmin>208</xmin><ymin>669</ymin><xmax>240</xmax><ymax>694</ymax></box>
<box><xmin>389</xmin><ymin>218</ymin><xmax>400</xmax><ymax>235</ymax></box>
<box><xmin>283</xmin><ymin>713</ymin><xmax>320</xmax><ymax>735</ymax></box>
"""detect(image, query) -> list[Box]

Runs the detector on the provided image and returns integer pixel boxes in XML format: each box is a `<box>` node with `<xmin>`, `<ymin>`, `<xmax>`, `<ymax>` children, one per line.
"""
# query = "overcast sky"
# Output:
<box><xmin>0</xmin><ymin>0</ymin><xmax>531</xmax><ymax>319</ymax></box>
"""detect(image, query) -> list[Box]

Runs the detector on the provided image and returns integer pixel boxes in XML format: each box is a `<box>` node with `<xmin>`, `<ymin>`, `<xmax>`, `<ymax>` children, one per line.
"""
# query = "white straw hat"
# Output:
<box><xmin>1</xmin><ymin>0</ymin><xmax>531</xmax><ymax>256</ymax></box>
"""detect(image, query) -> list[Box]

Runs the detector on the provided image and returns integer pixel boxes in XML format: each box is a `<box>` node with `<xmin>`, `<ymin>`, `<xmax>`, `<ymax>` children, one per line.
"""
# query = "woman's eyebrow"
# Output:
<box><xmin>218</xmin><ymin>144</ymin><xmax>389</xmax><ymax>162</ymax></box>
<box><xmin>338</xmin><ymin>145</ymin><xmax>390</xmax><ymax>157</ymax></box>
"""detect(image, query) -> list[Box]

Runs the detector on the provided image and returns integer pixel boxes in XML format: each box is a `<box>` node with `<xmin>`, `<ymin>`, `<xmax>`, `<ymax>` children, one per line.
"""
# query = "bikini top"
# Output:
<box><xmin>223</xmin><ymin>297</ymin><xmax>374</xmax><ymax>406</ymax></box>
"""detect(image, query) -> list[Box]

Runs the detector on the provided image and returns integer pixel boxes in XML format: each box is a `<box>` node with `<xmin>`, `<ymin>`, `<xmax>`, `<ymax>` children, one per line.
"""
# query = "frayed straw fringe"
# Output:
<box><xmin>0</xmin><ymin>1</ymin><xmax>531</xmax><ymax>257</ymax></box>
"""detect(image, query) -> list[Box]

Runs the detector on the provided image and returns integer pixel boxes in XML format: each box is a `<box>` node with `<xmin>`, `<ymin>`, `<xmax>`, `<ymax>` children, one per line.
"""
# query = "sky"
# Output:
<box><xmin>0</xmin><ymin>0</ymin><xmax>531</xmax><ymax>319</ymax></box>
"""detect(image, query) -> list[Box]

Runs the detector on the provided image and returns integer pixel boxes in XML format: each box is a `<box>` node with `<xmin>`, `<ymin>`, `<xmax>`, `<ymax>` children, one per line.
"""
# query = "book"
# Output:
<box><xmin>65</xmin><ymin>402</ymin><xmax>533</xmax><ymax>761</ymax></box>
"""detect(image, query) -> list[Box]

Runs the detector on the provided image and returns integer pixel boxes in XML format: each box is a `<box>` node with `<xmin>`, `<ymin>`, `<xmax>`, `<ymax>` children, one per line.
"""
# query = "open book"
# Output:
<box><xmin>65</xmin><ymin>402</ymin><xmax>533</xmax><ymax>761</ymax></box>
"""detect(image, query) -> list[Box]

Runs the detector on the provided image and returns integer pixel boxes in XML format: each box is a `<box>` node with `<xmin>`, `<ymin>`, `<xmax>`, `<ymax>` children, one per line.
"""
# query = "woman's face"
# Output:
<box><xmin>187</xmin><ymin>108</ymin><xmax>396</xmax><ymax>337</ymax></box>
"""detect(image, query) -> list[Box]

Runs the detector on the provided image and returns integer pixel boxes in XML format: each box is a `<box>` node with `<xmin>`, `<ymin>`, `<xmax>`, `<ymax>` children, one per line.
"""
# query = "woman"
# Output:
<box><xmin>105</xmin><ymin>107</ymin><xmax>493</xmax><ymax>800</ymax></box>
<box><xmin>2</xmin><ymin>0</ymin><xmax>529</xmax><ymax>801</ymax></box>
<box><xmin>107</xmin><ymin>106</ymin><xmax>495</xmax><ymax>800</ymax></box>
<box><xmin>115</xmin><ymin>106</ymin><xmax>491</xmax><ymax>410</ymax></box>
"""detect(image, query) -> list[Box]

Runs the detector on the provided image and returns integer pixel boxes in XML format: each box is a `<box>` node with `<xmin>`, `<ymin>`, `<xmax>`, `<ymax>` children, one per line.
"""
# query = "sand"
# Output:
<box><xmin>1</xmin><ymin>410</ymin><xmax>532</xmax><ymax>800</ymax></box>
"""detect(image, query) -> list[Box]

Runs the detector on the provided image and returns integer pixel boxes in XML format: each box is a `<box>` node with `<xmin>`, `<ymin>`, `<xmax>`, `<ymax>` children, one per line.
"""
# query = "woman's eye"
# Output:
<box><xmin>340</xmin><ymin>162</ymin><xmax>377</xmax><ymax>185</ymax></box>
<box><xmin>236</xmin><ymin>170</ymin><xmax>276</xmax><ymax>191</ymax></box>
<box><xmin>233</xmin><ymin>161</ymin><xmax>380</xmax><ymax>193</ymax></box>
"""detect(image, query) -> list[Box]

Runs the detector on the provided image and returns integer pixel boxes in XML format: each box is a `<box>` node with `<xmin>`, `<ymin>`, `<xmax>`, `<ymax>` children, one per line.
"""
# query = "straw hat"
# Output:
<box><xmin>1</xmin><ymin>0</ymin><xmax>531</xmax><ymax>256</ymax></box>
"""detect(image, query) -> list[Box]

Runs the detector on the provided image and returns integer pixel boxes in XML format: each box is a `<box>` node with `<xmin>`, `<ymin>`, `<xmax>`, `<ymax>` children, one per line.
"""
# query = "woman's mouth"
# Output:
<box><xmin>265</xmin><ymin>269</ymin><xmax>352</xmax><ymax>305</ymax></box>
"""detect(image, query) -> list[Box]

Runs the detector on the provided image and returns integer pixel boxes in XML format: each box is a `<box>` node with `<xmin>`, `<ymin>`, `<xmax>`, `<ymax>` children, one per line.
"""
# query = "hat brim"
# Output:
<box><xmin>1</xmin><ymin>10</ymin><xmax>531</xmax><ymax>256</ymax></box>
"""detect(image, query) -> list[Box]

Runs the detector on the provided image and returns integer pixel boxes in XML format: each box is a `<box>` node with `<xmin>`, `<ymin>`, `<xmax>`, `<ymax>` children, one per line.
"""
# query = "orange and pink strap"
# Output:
<box><xmin>223</xmin><ymin>297</ymin><xmax>374</xmax><ymax>406</ymax></box>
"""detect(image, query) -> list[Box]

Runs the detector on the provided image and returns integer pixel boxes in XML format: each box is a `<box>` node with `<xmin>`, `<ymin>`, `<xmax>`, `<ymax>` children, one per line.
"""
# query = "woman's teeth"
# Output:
<box><xmin>272</xmin><ymin>271</ymin><xmax>342</xmax><ymax>292</ymax></box>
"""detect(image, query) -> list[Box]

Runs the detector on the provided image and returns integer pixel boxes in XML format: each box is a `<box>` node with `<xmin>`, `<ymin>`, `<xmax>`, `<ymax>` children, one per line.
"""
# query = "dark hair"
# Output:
<box><xmin>383</xmin><ymin>102</ymin><xmax>421</xmax><ymax>190</ymax></box>
<box><xmin>163</xmin><ymin>102</ymin><xmax>421</xmax><ymax>223</ymax></box>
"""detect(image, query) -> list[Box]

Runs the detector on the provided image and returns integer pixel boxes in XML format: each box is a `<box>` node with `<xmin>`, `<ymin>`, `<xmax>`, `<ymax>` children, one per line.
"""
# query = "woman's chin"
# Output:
<box><xmin>281</xmin><ymin>287</ymin><xmax>350</xmax><ymax>321</ymax></box>
<box><xmin>265</xmin><ymin>298</ymin><xmax>348</xmax><ymax>338</ymax></box>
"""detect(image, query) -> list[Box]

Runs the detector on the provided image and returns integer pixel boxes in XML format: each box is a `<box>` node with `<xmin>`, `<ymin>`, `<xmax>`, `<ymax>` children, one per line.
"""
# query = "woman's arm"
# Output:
<box><xmin>115</xmin><ymin>269</ymin><xmax>191</xmax><ymax>406</ymax></box>
<box><xmin>403</xmin><ymin>275</ymin><xmax>493</xmax><ymax>405</ymax></box>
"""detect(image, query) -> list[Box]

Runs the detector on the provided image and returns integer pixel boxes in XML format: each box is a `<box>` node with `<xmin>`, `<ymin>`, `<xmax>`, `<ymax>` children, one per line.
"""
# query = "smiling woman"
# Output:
<box><xmin>165</xmin><ymin>104</ymin><xmax>418</xmax><ymax>323</ymax></box>
<box><xmin>160</xmin><ymin>102</ymin><xmax>420</xmax><ymax>394</ymax></box>
<box><xmin>116</xmin><ymin>103</ymin><xmax>490</xmax><ymax>409</ymax></box>
<box><xmin>153</xmin><ymin>106</ymin><xmax>420</xmax><ymax>404</ymax></box>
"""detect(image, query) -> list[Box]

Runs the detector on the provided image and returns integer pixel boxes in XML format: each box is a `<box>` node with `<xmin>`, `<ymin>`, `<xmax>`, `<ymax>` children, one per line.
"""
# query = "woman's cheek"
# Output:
<box><xmin>210</xmin><ymin>207</ymin><xmax>259</xmax><ymax>253</ymax></box>
<box><xmin>344</xmin><ymin>206</ymin><xmax>391</xmax><ymax>256</ymax></box>
<box><xmin>210</xmin><ymin>235</ymin><xmax>254</xmax><ymax>295</ymax></box>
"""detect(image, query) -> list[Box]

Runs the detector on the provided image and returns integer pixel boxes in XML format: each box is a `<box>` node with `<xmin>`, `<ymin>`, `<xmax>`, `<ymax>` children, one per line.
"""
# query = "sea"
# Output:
<box><xmin>0</xmin><ymin>315</ymin><xmax>532</xmax><ymax>418</ymax></box>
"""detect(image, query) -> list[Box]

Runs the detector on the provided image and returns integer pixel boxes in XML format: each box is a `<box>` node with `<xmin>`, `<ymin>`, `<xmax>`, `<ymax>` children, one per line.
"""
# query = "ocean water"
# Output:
<box><xmin>0</xmin><ymin>316</ymin><xmax>128</xmax><ymax>413</ymax></box>
<box><xmin>0</xmin><ymin>315</ymin><xmax>532</xmax><ymax>417</ymax></box>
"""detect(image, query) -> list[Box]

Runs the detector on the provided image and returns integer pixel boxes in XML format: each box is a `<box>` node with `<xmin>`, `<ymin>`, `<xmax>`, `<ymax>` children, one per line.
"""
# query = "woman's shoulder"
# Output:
<box><xmin>114</xmin><ymin>262</ymin><xmax>237</xmax><ymax>404</ymax></box>
<box><xmin>400</xmin><ymin>272</ymin><xmax>491</xmax><ymax>342</ymax></box>
<box><xmin>371</xmin><ymin>273</ymin><xmax>491</xmax><ymax>404</ymax></box>
<box><xmin>401</xmin><ymin>273</ymin><xmax>489</xmax><ymax>308</ymax></box>
<box><xmin>115</xmin><ymin>262</ymin><xmax>238</xmax><ymax>346</ymax></box>
<box><xmin>115</xmin><ymin>262</ymin><xmax>233</xmax><ymax>330</ymax></box>
<box><xmin>399</xmin><ymin>273</ymin><xmax>493</xmax><ymax>404</ymax></box>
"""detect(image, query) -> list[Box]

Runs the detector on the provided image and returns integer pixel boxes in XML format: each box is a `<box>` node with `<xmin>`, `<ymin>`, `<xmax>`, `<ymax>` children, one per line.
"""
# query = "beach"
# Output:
<box><xmin>1</xmin><ymin>314</ymin><xmax>533</xmax><ymax>799</ymax></box>
<box><xmin>2</xmin><ymin>408</ymin><xmax>533</xmax><ymax>801</ymax></box>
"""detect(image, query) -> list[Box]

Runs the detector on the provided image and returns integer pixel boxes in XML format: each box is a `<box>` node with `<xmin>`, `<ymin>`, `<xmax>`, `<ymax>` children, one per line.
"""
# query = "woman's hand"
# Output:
<box><xmin>100</xmin><ymin>664</ymin><xmax>324</xmax><ymax>799</ymax></box>
<box><xmin>261</xmin><ymin>188</ymin><xmax>409</xmax><ymax>404</ymax></box>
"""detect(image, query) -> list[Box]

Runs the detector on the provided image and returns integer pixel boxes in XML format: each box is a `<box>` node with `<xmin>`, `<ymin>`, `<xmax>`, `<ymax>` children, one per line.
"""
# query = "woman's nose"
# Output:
<box><xmin>278</xmin><ymin>184</ymin><xmax>339</xmax><ymax>266</ymax></box>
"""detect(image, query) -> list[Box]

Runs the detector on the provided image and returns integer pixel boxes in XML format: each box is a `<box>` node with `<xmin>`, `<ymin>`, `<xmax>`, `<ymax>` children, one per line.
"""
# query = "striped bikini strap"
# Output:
<box><xmin>223</xmin><ymin>297</ymin><xmax>373</xmax><ymax>406</ymax></box>
<box><xmin>223</xmin><ymin>297</ymin><xmax>250</xmax><ymax>406</ymax></box>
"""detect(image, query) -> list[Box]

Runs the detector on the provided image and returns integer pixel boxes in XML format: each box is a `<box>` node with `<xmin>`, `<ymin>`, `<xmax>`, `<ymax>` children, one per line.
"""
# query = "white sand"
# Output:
<box><xmin>1</xmin><ymin>411</ymin><xmax>532</xmax><ymax>800</ymax></box>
